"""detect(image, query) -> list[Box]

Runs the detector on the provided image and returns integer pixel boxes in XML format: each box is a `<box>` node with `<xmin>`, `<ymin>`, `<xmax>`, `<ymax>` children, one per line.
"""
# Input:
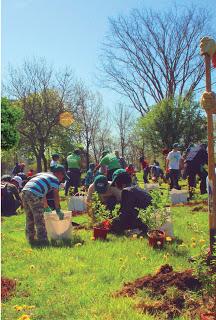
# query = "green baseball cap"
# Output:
<box><xmin>94</xmin><ymin>175</ymin><xmax>108</xmax><ymax>194</ymax></box>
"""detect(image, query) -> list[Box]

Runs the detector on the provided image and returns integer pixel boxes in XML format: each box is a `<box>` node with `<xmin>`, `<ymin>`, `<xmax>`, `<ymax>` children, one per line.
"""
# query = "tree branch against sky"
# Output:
<box><xmin>100</xmin><ymin>6</ymin><xmax>211</xmax><ymax>115</ymax></box>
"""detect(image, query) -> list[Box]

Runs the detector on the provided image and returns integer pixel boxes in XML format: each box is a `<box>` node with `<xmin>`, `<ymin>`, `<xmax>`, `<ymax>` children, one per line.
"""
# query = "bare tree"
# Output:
<box><xmin>113</xmin><ymin>103</ymin><xmax>132</xmax><ymax>157</ymax></box>
<box><xmin>6</xmin><ymin>58</ymin><xmax>74</xmax><ymax>172</ymax></box>
<box><xmin>74</xmin><ymin>83</ymin><xmax>103</xmax><ymax>168</ymax></box>
<box><xmin>91</xmin><ymin>110</ymin><xmax>114</xmax><ymax>162</ymax></box>
<box><xmin>100</xmin><ymin>6</ymin><xmax>210</xmax><ymax>115</ymax></box>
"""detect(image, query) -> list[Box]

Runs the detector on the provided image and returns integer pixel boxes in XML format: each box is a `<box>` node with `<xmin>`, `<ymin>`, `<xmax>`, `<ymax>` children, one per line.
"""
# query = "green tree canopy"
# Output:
<box><xmin>135</xmin><ymin>97</ymin><xmax>207</xmax><ymax>153</ymax></box>
<box><xmin>1</xmin><ymin>97</ymin><xmax>23</xmax><ymax>150</ymax></box>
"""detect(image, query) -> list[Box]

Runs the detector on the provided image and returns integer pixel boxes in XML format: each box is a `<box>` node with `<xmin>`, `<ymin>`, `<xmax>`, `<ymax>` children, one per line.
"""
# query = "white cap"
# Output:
<box><xmin>12</xmin><ymin>176</ymin><xmax>23</xmax><ymax>188</ymax></box>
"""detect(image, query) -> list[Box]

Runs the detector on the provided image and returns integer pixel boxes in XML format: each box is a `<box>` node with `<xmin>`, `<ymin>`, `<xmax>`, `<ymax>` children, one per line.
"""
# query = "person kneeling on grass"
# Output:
<box><xmin>21</xmin><ymin>165</ymin><xmax>66</xmax><ymax>245</ymax></box>
<box><xmin>110</xmin><ymin>169</ymin><xmax>152</xmax><ymax>235</ymax></box>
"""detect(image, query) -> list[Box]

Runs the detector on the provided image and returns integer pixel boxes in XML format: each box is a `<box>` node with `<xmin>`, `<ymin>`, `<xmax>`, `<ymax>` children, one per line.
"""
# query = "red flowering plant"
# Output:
<box><xmin>90</xmin><ymin>193</ymin><xmax>121</xmax><ymax>230</ymax></box>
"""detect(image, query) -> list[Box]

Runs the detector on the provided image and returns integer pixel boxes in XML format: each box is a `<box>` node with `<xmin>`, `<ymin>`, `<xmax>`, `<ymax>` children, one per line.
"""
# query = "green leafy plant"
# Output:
<box><xmin>138</xmin><ymin>189</ymin><xmax>170</xmax><ymax>230</ymax></box>
<box><xmin>90</xmin><ymin>192</ymin><xmax>111</xmax><ymax>226</ymax></box>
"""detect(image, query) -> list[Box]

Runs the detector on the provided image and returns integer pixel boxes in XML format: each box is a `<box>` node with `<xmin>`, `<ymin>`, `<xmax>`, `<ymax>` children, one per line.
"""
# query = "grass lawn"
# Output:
<box><xmin>1</xmin><ymin>177</ymin><xmax>210</xmax><ymax>320</ymax></box>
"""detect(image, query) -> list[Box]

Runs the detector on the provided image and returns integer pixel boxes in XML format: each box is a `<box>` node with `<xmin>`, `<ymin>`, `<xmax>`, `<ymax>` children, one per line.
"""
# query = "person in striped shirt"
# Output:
<box><xmin>22</xmin><ymin>165</ymin><xmax>66</xmax><ymax>245</ymax></box>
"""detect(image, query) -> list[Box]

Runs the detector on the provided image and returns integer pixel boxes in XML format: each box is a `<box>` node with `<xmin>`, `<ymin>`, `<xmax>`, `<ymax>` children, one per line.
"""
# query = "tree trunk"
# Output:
<box><xmin>36</xmin><ymin>155</ymin><xmax>43</xmax><ymax>172</ymax></box>
<box><xmin>86</xmin><ymin>142</ymin><xmax>90</xmax><ymax>169</ymax></box>
<box><xmin>42</xmin><ymin>153</ymin><xmax>48</xmax><ymax>172</ymax></box>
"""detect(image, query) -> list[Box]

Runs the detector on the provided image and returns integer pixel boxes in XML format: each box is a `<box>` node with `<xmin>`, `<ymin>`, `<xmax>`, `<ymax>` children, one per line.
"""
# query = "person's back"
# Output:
<box><xmin>67</xmin><ymin>153</ymin><xmax>81</xmax><ymax>169</ymax></box>
<box><xmin>1</xmin><ymin>182</ymin><xmax>21</xmax><ymax>216</ymax></box>
<box><xmin>186</xmin><ymin>145</ymin><xmax>208</xmax><ymax>167</ymax></box>
<box><xmin>23</xmin><ymin>172</ymin><xmax>59</xmax><ymax>198</ymax></box>
<box><xmin>121</xmin><ymin>186</ymin><xmax>152</xmax><ymax>216</ymax></box>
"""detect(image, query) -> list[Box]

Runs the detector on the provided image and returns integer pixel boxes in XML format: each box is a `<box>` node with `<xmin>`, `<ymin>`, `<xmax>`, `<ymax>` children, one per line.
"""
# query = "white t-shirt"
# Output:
<box><xmin>50</xmin><ymin>160</ymin><xmax>58</xmax><ymax>167</ymax></box>
<box><xmin>167</xmin><ymin>151</ymin><xmax>182</xmax><ymax>170</ymax></box>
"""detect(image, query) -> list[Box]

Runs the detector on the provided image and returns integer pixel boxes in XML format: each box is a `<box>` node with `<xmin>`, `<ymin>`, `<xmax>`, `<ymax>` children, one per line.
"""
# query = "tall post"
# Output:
<box><xmin>201</xmin><ymin>39</ymin><xmax>216</xmax><ymax>255</ymax></box>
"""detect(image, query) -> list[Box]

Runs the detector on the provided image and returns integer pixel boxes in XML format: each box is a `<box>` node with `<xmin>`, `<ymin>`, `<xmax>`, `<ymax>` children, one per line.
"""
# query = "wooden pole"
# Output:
<box><xmin>204</xmin><ymin>54</ymin><xmax>216</xmax><ymax>255</ymax></box>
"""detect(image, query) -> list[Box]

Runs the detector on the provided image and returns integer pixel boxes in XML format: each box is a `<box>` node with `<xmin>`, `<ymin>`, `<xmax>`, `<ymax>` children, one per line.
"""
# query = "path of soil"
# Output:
<box><xmin>1</xmin><ymin>277</ymin><xmax>16</xmax><ymax>301</ymax></box>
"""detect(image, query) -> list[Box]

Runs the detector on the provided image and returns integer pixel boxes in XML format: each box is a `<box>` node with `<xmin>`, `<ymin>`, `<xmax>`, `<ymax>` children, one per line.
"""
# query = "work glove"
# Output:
<box><xmin>44</xmin><ymin>207</ymin><xmax>52</xmax><ymax>213</ymax></box>
<box><xmin>56</xmin><ymin>208</ymin><xmax>64</xmax><ymax>220</ymax></box>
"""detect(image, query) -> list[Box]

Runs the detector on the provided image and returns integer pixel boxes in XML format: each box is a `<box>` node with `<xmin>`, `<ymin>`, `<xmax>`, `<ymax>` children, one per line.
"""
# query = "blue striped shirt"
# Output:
<box><xmin>23</xmin><ymin>173</ymin><xmax>60</xmax><ymax>197</ymax></box>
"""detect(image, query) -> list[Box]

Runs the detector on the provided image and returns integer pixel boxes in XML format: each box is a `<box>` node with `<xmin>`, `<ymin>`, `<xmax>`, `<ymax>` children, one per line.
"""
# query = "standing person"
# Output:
<box><xmin>166</xmin><ymin>143</ymin><xmax>183</xmax><ymax>190</ymax></box>
<box><xmin>21</xmin><ymin>165</ymin><xmax>66</xmax><ymax>245</ymax></box>
<box><xmin>94</xmin><ymin>150</ymin><xmax>121</xmax><ymax>181</ymax></box>
<box><xmin>139</xmin><ymin>156</ymin><xmax>149</xmax><ymax>184</ymax></box>
<box><xmin>65</xmin><ymin>149</ymin><xmax>82</xmax><ymax>195</ymax></box>
<box><xmin>110</xmin><ymin>169</ymin><xmax>152</xmax><ymax>234</ymax></box>
<box><xmin>183</xmin><ymin>144</ymin><xmax>208</xmax><ymax>198</ymax></box>
<box><xmin>12</xmin><ymin>162</ymin><xmax>21</xmax><ymax>176</ymax></box>
<box><xmin>115</xmin><ymin>150</ymin><xmax>127</xmax><ymax>169</ymax></box>
<box><xmin>50</xmin><ymin>153</ymin><xmax>60</xmax><ymax>169</ymax></box>
<box><xmin>85</xmin><ymin>163</ymin><xmax>96</xmax><ymax>190</ymax></box>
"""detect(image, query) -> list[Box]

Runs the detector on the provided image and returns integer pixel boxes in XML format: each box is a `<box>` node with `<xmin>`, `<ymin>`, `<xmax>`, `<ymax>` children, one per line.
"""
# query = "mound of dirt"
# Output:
<box><xmin>1</xmin><ymin>277</ymin><xmax>16</xmax><ymax>301</ymax></box>
<box><xmin>114</xmin><ymin>264</ymin><xmax>201</xmax><ymax>297</ymax></box>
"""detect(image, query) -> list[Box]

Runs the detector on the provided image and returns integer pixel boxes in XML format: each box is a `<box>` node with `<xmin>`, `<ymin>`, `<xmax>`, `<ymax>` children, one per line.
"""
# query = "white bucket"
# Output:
<box><xmin>68</xmin><ymin>195</ymin><xmax>87</xmax><ymax>211</ymax></box>
<box><xmin>144</xmin><ymin>183</ymin><xmax>160</xmax><ymax>192</ymax></box>
<box><xmin>44</xmin><ymin>211</ymin><xmax>72</xmax><ymax>240</ymax></box>
<box><xmin>170</xmin><ymin>189</ymin><xmax>188</xmax><ymax>204</ymax></box>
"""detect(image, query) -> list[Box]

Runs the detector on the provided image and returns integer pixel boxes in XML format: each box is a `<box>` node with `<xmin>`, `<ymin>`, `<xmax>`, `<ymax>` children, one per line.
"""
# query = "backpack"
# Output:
<box><xmin>185</xmin><ymin>145</ymin><xmax>208</xmax><ymax>167</ymax></box>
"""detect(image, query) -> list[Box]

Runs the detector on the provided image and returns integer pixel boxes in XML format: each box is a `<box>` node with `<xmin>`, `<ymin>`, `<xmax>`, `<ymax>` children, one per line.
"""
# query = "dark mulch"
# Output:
<box><xmin>1</xmin><ymin>277</ymin><xmax>16</xmax><ymax>301</ymax></box>
<box><xmin>114</xmin><ymin>264</ymin><xmax>201</xmax><ymax>297</ymax></box>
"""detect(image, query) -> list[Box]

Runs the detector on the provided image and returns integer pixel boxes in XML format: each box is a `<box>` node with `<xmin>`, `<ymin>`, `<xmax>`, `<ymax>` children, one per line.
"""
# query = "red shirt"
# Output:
<box><xmin>126</xmin><ymin>166</ymin><xmax>136</xmax><ymax>175</ymax></box>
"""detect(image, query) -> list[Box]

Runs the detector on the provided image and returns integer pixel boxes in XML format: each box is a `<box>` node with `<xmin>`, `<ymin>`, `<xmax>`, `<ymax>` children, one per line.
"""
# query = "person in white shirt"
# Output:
<box><xmin>166</xmin><ymin>143</ymin><xmax>183</xmax><ymax>190</ymax></box>
<box><xmin>50</xmin><ymin>153</ymin><xmax>60</xmax><ymax>169</ymax></box>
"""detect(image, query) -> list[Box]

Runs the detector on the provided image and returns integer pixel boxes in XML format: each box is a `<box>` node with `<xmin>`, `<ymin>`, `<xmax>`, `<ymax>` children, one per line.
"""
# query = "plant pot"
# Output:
<box><xmin>147</xmin><ymin>230</ymin><xmax>165</xmax><ymax>248</ymax></box>
<box><xmin>200</xmin><ymin>312</ymin><xmax>216</xmax><ymax>320</ymax></box>
<box><xmin>93</xmin><ymin>227</ymin><xmax>109</xmax><ymax>240</ymax></box>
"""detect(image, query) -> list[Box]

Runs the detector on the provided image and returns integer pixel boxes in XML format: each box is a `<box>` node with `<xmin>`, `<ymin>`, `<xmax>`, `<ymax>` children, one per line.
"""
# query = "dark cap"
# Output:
<box><xmin>94</xmin><ymin>175</ymin><xmax>108</xmax><ymax>194</ymax></box>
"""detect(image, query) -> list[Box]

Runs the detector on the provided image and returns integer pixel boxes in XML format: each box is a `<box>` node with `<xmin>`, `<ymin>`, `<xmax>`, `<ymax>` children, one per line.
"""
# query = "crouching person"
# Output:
<box><xmin>21</xmin><ymin>165</ymin><xmax>66</xmax><ymax>245</ymax></box>
<box><xmin>110</xmin><ymin>169</ymin><xmax>152</xmax><ymax>235</ymax></box>
<box><xmin>87</xmin><ymin>175</ymin><xmax>121</xmax><ymax>211</ymax></box>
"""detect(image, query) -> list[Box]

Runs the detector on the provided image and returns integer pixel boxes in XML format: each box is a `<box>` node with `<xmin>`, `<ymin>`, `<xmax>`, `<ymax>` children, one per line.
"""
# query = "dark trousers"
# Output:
<box><xmin>188</xmin><ymin>166</ymin><xmax>207</xmax><ymax>194</ymax></box>
<box><xmin>111</xmin><ymin>214</ymin><xmax>148</xmax><ymax>235</ymax></box>
<box><xmin>65</xmin><ymin>168</ymin><xmax>81</xmax><ymax>195</ymax></box>
<box><xmin>143</xmin><ymin>168</ymin><xmax>149</xmax><ymax>183</ymax></box>
<box><xmin>170</xmin><ymin>169</ymin><xmax>180</xmax><ymax>190</ymax></box>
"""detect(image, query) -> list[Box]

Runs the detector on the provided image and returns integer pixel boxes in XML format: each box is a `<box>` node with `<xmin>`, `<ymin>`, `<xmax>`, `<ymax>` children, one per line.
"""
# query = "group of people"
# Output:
<box><xmin>1</xmin><ymin>142</ymin><xmax>210</xmax><ymax>246</ymax></box>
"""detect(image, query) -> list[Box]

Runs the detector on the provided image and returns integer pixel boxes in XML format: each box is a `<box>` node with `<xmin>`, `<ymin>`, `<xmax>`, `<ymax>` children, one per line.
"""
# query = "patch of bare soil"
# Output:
<box><xmin>1</xmin><ymin>277</ymin><xmax>16</xmax><ymax>301</ymax></box>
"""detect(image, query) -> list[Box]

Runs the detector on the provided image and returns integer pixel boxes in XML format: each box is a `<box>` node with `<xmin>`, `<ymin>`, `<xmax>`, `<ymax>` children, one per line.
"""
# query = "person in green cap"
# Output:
<box><xmin>65</xmin><ymin>149</ymin><xmax>82</xmax><ymax>195</ymax></box>
<box><xmin>22</xmin><ymin>165</ymin><xmax>66</xmax><ymax>245</ymax></box>
<box><xmin>94</xmin><ymin>150</ymin><xmax>121</xmax><ymax>181</ymax></box>
<box><xmin>87</xmin><ymin>174</ymin><xmax>121</xmax><ymax>210</ymax></box>
<box><xmin>110</xmin><ymin>169</ymin><xmax>152</xmax><ymax>235</ymax></box>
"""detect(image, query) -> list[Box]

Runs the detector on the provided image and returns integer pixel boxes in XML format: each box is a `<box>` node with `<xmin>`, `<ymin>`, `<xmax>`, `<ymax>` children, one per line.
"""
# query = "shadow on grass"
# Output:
<box><xmin>30</xmin><ymin>234</ymin><xmax>84</xmax><ymax>249</ymax></box>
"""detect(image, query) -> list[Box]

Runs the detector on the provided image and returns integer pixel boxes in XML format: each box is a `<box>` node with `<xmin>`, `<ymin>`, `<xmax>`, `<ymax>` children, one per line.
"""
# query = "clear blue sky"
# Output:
<box><xmin>2</xmin><ymin>0</ymin><xmax>216</xmax><ymax>111</ymax></box>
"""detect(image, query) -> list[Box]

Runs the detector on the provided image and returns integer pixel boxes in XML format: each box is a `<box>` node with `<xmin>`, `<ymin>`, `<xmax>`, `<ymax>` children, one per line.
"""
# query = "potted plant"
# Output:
<box><xmin>138</xmin><ymin>189</ymin><xmax>170</xmax><ymax>248</ymax></box>
<box><xmin>90</xmin><ymin>193</ymin><xmax>113</xmax><ymax>240</ymax></box>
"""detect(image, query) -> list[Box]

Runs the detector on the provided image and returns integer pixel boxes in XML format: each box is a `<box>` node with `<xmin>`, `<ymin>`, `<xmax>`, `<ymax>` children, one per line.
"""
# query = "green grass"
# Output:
<box><xmin>1</xmin><ymin>179</ymin><xmax>210</xmax><ymax>320</ymax></box>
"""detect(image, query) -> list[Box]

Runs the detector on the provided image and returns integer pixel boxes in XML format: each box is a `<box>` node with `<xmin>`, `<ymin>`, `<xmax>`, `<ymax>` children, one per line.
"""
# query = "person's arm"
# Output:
<box><xmin>94</xmin><ymin>163</ymin><xmax>101</xmax><ymax>173</ymax></box>
<box><xmin>53</xmin><ymin>189</ymin><xmax>64</xmax><ymax>219</ymax></box>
